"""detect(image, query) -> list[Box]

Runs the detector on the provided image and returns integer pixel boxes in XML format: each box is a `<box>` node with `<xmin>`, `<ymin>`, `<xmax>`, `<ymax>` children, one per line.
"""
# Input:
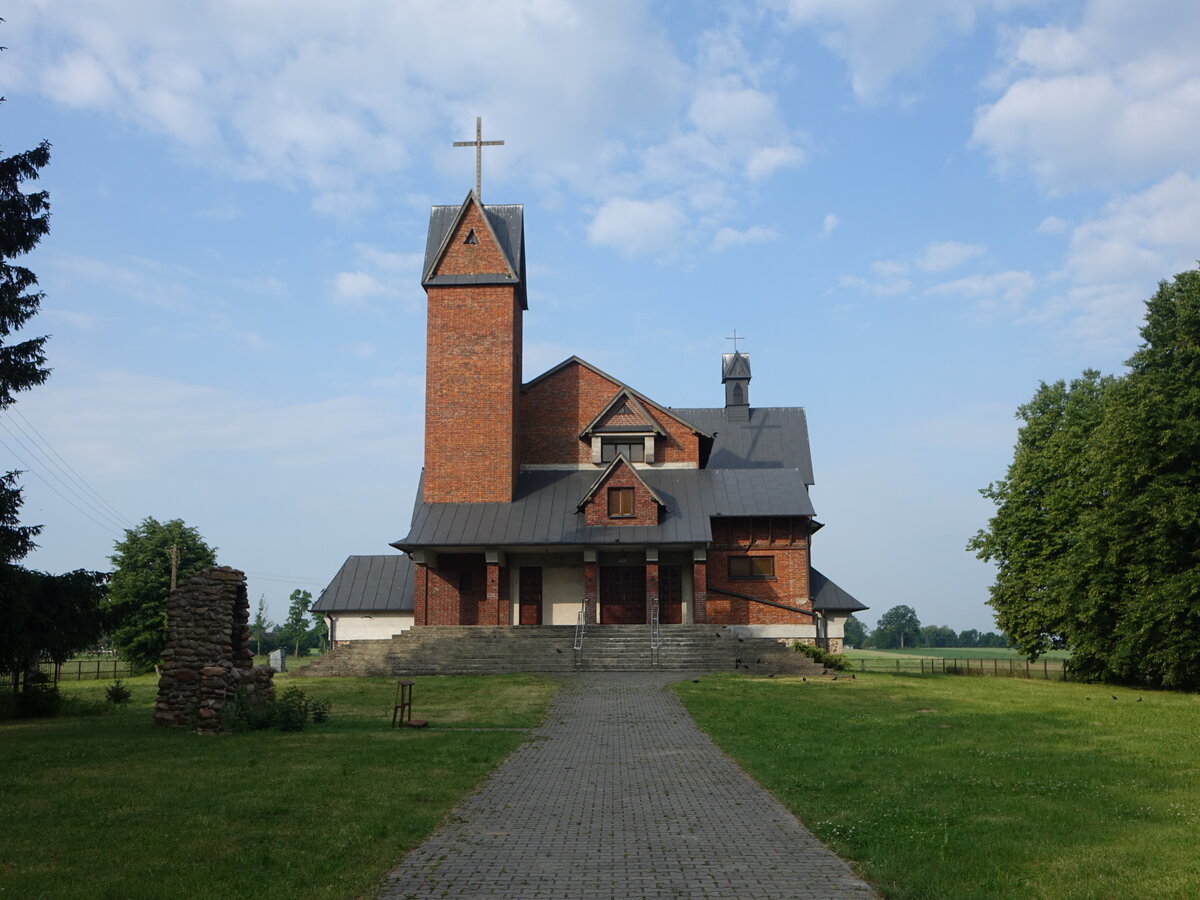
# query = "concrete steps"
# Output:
<box><xmin>295</xmin><ymin>625</ymin><xmax>827</xmax><ymax>677</ymax></box>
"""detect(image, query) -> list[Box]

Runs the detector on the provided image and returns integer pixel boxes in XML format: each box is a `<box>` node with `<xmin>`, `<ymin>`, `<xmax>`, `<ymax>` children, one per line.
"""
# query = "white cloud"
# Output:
<box><xmin>14</xmin><ymin>2</ymin><xmax>806</xmax><ymax>248</ymax></box>
<box><xmin>587</xmin><ymin>198</ymin><xmax>687</xmax><ymax>257</ymax></box>
<box><xmin>840</xmin><ymin>257</ymin><xmax>912</xmax><ymax>296</ymax></box>
<box><xmin>745</xmin><ymin>144</ymin><xmax>806</xmax><ymax>181</ymax></box>
<box><xmin>1035</xmin><ymin>215</ymin><xmax>1069</xmax><ymax>234</ymax></box>
<box><xmin>822</xmin><ymin>213</ymin><xmax>840</xmax><ymax>236</ymax></box>
<box><xmin>710</xmin><ymin>225</ymin><xmax>778</xmax><ymax>253</ymax></box>
<box><xmin>776</xmin><ymin>0</ymin><xmax>980</xmax><ymax>101</ymax></box>
<box><xmin>973</xmin><ymin>2</ymin><xmax>1200</xmax><ymax>189</ymax></box>
<box><xmin>1025</xmin><ymin>173</ymin><xmax>1200</xmax><ymax>347</ymax></box>
<box><xmin>928</xmin><ymin>270</ymin><xmax>1035</xmax><ymax>313</ymax></box>
<box><xmin>917</xmin><ymin>241</ymin><xmax>986</xmax><ymax>272</ymax></box>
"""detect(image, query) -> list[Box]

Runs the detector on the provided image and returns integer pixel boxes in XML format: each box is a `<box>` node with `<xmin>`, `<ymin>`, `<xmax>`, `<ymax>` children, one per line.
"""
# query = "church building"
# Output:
<box><xmin>315</xmin><ymin>188</ymin><xmax>865</xmax><ymax>650</ymax></box>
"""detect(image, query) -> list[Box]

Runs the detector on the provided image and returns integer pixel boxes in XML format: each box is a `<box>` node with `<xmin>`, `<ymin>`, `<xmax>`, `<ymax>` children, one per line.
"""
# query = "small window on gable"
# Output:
<box><xmin>608</xmin><ymin>487</ymin><xmax>635</xmax><ymax>518</ymax></box>
<box><xmin>601</xmin><ymin>440</ymin><xmax>645</xmax><ymax>463</ymax></box>
<box><xmin>463</xmin><ymin>228</ymin><xmax>479</xmax><ymax>245</ymax></box>
<box><xmin>729</xmin><ymin>556</ymin><xmax>775</xmax><ymax>579</ymax></box>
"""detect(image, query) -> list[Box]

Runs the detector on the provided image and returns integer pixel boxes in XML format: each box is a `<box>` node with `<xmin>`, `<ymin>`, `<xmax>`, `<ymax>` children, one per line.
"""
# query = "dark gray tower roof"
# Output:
<box><xmin>721</xmin><ymin>351</ymin><xmax>751</xmax><ymax>420</ymax></box>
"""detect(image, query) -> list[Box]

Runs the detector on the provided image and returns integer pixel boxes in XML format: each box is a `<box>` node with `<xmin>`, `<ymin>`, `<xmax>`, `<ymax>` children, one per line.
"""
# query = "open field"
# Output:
<box><xmin>845</xmin><ymin>647</ymin><xmax>1072</xmax><ymax>661</ymax></box>
<box><xmin>676</xmin><ymin>672</ymin><xmax>1200</xmax><ymax>899</ymax></box>
<box><xmin>0</xmin><ymin>671</ymin><xmax>556</xmax><ymax>900</ymax></box>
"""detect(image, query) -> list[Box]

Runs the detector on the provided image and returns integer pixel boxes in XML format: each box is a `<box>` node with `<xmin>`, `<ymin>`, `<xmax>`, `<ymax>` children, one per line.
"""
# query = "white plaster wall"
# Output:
<box><xmin>544</xmin><ymin>566</ymin><xmax>586</xmax><ymax>625</ymax></box>
<box><xmin>329</xmin><ymin>614</ymin><xmax>414</xmax><ymax>642</ymax></box>
<box><xmin>727</xmin><ymin>623</ymin><xmax>818</xmax><ymax>641</ymax></box>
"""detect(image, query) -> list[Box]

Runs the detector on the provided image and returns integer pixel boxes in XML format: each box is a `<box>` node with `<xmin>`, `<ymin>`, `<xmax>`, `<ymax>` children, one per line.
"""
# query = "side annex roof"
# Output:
<box><xmin>313</xmin><ymin>555</ymin><xmax>415</xmax><ymax>613</ymax></box>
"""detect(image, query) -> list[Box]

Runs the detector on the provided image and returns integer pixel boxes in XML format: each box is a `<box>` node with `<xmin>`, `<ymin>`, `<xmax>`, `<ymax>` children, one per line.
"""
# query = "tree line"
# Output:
<box><xmin>843</xmin><ymin>606</ymin><xmax>1008</xmax><ymax>651</ymax></box>
<box><xmin>971</xmin><ymin>269</ymin><xmax>1200</xmax><ymax>690</ymax></box>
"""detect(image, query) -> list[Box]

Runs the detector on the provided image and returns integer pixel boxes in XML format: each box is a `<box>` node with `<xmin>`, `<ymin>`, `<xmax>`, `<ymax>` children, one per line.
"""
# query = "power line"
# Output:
<box><xmin>0</xmin><ymin>434</ymin><xmax>123</xmax><ymax>536</ymax></box>
<box><xmin>0</xmin><ymin>414</ymin><xmax>132</xmax><ymax>532</ymax></box>
<box><xmin>6</xmin><ymin>408</ymin><xmax>134</xmax><ymax>528</ymax></box>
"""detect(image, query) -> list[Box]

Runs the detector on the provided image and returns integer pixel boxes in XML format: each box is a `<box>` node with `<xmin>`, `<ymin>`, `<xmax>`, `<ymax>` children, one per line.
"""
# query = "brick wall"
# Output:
<box><xmin>581</xmin><ymin>460</ymin><xmax>660</xmax><ymax>526</ymax></box>
<box><xmin>424</xmin><ymin>201</ymin><xmax>522</xmax><ymax>503</ymax></box>
<box><xmin>521</xmin><ymin>361</ymin><xmax>699</xmax><ymax>466</ymax></box>
<box><xmin>415</xmin><ymin>554</ymin><xmax>513</xmax><ymax>626</ymax></box>
<box><xmin>706</xmin><ymin>516</ymin><xmax>813</xmax><ymax>626</ymax></box>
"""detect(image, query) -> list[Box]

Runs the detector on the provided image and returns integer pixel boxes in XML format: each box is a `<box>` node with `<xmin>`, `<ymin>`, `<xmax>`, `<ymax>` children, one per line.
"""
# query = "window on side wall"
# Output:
<box><xmin>728</xmin><ymin>556</ymin><xmax>774</xmax><ymax>579</ymax></box>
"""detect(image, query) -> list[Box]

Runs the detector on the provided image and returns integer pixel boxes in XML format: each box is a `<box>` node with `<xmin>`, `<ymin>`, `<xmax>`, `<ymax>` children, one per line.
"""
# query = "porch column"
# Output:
<box><xmin>411</xmin><ymin>550</ymin><xmax>438</xmax><ymax>627</ymax></box>
<box><xmin>485</xmin><ymin>549</ymin><xmax>506</xmax><ymax>625</ymax></box>
<box><xmin>645</xmin><ymin>547</ymin><xmax>659</xmax><ymax>624</ymax></box>
<box><xmin>583</xmin><ymin>549</ymin><xmax>598</xmax><ymax>624</ymax></box>
<box><xmin>692</xmin><ymin>548</ymin><xmax>708</xmax><ymax>624</ymax></box>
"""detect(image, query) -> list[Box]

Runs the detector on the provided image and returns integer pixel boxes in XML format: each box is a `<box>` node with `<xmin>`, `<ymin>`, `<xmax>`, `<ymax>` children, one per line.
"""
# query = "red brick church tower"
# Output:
<box><xmin>420</xmin><ymin>193</ymin><xmax>526</xmax><ymax>503</ymax></box>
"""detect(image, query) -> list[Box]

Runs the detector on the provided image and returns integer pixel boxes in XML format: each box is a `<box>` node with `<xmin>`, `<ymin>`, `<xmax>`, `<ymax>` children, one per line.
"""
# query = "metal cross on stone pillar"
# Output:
<box><xmin>453</xmin><ymin>117</ymin><xmax>505</xmax><ymax>203</ymax></box>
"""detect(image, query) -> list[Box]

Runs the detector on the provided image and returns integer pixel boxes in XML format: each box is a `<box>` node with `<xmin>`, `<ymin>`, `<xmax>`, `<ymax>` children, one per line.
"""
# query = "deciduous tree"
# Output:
<box><xmin>870</xmin><ymin>605</ymin><xmax>921</xmax><ymax>649</ymax></box>
<box><xmin>106</xmin><ymin>518</ymin><xmax>217</xmax><ymax>672</ymax></box>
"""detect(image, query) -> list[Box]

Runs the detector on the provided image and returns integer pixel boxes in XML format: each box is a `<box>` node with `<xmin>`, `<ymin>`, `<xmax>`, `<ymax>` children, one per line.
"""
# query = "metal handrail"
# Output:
<box><xmin>648</xmin><ymin>599</ymin><xmax>661</xmax><ymax>669</ymax></box>
<box><xmin>573</xmin><ymin>597</ymin><xmax>588</xmax><ymax>669</ymax></box>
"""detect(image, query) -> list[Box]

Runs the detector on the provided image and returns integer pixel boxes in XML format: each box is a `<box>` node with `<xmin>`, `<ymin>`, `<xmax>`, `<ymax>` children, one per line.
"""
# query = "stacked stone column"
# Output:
<box><xmin>153</xmin><ymin>566</ymin><xmax>275</xmax><ymax>732</ymax></box>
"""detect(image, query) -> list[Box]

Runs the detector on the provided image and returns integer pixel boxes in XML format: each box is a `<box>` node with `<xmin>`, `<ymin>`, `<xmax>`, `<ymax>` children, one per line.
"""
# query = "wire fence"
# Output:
<box><xmin>851</xmin><ymin>656</ymin><xmax>1069</xmax><ymax>681</ymax></box>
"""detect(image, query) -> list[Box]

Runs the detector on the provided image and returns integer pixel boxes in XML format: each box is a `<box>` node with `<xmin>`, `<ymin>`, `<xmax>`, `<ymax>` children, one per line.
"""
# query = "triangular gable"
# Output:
<box><xmin>579</xmin><ymin>389</ymin><xmax>666</xmax><ymax>439</ymax></box>
<box><xmin>576</xmin><ymin>454</ymin><xmax>665</xmax><ymax>512</ymax></box>
<box><xmin>422</xmin><ymin>192</ymin><xmax>518</xmax><ymax>282</ymax></box>
<box><xmin>525</xmin><ymin>356</ymin><xmax>712</xmax><ymax>438</ymax></box>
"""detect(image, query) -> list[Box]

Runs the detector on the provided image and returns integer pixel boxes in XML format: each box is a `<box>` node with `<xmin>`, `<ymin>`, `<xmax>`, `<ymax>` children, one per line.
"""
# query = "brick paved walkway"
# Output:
<box><xmin>378</xmin><ymin>672</ymin><xmax>876</xmax><ymax>899</ymax></box>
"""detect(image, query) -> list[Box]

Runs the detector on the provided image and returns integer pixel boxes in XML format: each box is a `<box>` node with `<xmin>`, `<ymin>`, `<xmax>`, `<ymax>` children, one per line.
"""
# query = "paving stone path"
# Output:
<box><xmin>379</xmin><ymin>672</ymin><xmax>877</xmax><ymax>899</ymax></box>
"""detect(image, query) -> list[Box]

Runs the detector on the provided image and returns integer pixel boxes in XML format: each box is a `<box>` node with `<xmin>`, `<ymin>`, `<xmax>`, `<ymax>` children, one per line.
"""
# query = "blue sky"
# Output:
<box><xmin>3</xmin><ymin>1</ymin><xmax>1198</xmax><ymax>630</ymax></box>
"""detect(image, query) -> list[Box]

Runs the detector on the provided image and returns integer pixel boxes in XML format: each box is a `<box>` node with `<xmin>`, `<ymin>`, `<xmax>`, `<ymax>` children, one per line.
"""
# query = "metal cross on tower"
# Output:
<box><xmin>453</xmin><ymin>117</ymin><xmax>504</xmax><ymax>203</ymax></box>
<box><xmin>725</xmin><ymin>329</ymin><xmax>746</xmax><ymax>352</ymax></box>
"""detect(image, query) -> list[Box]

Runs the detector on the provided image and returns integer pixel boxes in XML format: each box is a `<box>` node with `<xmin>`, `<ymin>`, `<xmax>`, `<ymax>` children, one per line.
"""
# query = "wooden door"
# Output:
<box><xmin>599</xmin><ymin>566</ymin><xmax>646</xmax><ymax>624</ymax></box>
<box><xmin>519</xmin><ymin>567</ymin><xmax>542</xmax><ymax>625</ymax></box>
<box><xmin>659</xmin><ymin>565</ymin><xmax>683</xmax><ymax>624</ymax></box>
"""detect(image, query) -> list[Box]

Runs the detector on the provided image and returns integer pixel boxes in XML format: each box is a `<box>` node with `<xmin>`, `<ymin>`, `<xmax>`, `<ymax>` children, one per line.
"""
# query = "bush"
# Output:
<box><xmin>275</xmin><ymin>687</ymin><xmax>310</xmax><ymax>732</ymax></box>
<box><xmin>17</xmin><ymin>682</ymin><xmax>62</xmax><ymax>718</ymax></box>
<box><xmin>793</xmin><ymin>642</ymin><xmax>850</xmax><ymax>671</ymax></box>
<box><xmin>105</xmin><ymin>679</ymin><xmax>132</xmax><ymax>705</ymax></box>
<box><xmin>225</xmin><ymin>686</ymin><xmax>331</xmax><ymax>733</ymax></box>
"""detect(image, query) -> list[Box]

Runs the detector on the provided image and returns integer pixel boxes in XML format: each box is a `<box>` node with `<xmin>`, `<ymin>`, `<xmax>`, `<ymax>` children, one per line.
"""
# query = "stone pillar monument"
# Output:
<box><xmin>153</xmin><ymin>566</ymin><xmax>275</xmax><ymax>732</ymax></box>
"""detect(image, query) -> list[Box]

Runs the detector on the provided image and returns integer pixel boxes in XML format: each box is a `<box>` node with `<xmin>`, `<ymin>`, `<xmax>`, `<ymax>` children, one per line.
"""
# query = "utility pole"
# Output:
<box><xmin>167</xmin><ymin>544</ymin><xmax>180</xmax><ymax>592</ymax></box>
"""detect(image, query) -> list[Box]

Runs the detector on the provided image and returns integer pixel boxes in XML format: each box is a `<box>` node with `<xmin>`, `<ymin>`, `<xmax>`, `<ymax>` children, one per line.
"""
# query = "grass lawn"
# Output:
<box><xmin>0</xmin><ymin>671</ymin><xmax>557</xmax><ymax>900</ymax></box>
<box><xmin>676</xmin><ymin>672</ymin><xmax>1200</xmax><ymax>899</ymax></box>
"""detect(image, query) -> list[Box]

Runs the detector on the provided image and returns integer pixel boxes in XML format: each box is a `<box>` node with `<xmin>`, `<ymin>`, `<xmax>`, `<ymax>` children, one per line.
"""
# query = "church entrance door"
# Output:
<box><xmin>600</xmin><ymin>566</ymin><xmax>646</xmax><ymax>624</ymax></box>
<box><xmin>659</xmin><ymin>565</ymin><xmax>683</xmax><ymax>624</ymax></box>
<box><xmin>519</xmin><ymin>568</ymin><xmax>542</xmax><ymax>625</ymax></box>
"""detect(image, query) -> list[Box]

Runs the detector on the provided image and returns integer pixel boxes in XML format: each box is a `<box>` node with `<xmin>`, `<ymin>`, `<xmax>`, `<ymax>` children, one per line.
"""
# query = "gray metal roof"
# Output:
<box><xmin>313</xmin><ymin>555</ymin><xmax>414</xmax><ymax>613</ymax></box>
<box><xmin>672</xmin><ymin>406</ymin><xmax>814</xmax><ymax>482</ymax></box>
<box><xmin>395</xmin><ymin>467</ymin><xmax>815</xmax><ymax>550</ymax></box>
<box><xmin>422</xmin><ymin>199</ymin><xmax>527</xmax><ymax>308</ymax></box>
<box><xmin>810</xmin><ymin>567</ymin><xmax>867</xmax><ymax>612</ymax></box>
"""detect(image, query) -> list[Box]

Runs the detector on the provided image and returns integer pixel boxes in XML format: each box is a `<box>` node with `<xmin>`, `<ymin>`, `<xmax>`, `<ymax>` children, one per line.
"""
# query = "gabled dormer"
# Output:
<box><xmin>580</xmin><ymin>389</ymin><xmax>666</xmax><ymax>465</ymax></box>
<box><xmin>577</xmin><ymin>454</ymin><xmax>664</xmax><ymax>526</ymax></box>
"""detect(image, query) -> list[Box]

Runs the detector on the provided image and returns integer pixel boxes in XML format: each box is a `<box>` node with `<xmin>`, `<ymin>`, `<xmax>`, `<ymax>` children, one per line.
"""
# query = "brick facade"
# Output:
<box><xmin>706</xmin><ymin>516</ymin><xmax>813</xmax><ymax>626</ymax></box>
<box><xmin>521</xmin><ymin>361</ymin><xmax>699</xmax><ymax>466</ymax></box>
